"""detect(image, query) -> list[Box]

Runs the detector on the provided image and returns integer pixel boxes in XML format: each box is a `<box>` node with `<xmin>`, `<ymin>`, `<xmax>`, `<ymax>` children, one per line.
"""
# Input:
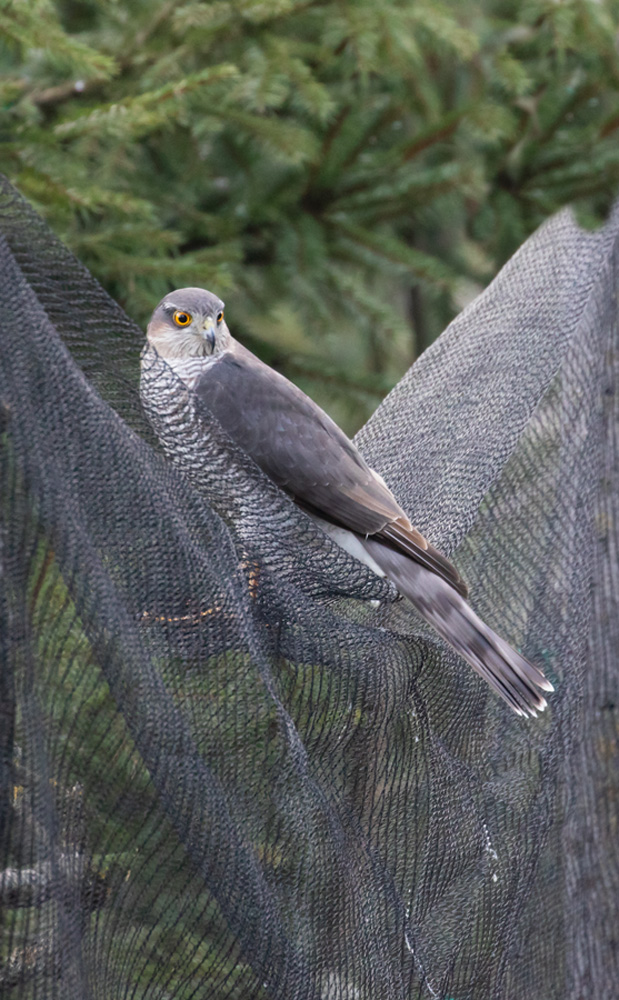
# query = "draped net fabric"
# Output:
<box><xmin>0</xmin><ymin>175</ymin><xmax>617</xmax><ymax>999</ymax></box>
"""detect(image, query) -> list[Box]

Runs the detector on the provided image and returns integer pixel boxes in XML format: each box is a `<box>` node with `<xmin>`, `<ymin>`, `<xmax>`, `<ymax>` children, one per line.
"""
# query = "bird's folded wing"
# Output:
<box><xmin>193</xmin><ymin>345</ymin><xmax>465</xmax><ymax>594</ymax></box>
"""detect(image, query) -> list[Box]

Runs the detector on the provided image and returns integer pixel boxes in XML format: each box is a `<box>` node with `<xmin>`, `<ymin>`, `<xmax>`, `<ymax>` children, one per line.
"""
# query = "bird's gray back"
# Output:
<box><xmin>193</xmin><ymin>343</ymin><xmax>406</xmax><ymax>535</ymax></box>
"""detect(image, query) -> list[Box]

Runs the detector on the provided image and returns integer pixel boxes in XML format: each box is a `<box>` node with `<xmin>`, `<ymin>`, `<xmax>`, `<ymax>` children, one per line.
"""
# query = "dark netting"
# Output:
<box><xmin>0</xmin><ymin>174</ymin><xmax>617</xmax><ymax>999</ymax></box>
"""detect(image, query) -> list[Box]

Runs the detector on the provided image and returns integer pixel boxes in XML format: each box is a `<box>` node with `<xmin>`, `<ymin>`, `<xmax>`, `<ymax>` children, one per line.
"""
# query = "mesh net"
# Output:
<box><xmin>0</xmin><ymin>175</ymin><xmax>617</xmax><ymax>999</ymax></box>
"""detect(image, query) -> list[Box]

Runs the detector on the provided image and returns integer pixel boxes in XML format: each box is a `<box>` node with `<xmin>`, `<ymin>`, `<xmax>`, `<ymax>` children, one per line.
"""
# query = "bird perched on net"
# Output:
<box><xmin>141</xmin><ymin>287</ymin><xmax>554</xmax><ymax>718</ymax></box>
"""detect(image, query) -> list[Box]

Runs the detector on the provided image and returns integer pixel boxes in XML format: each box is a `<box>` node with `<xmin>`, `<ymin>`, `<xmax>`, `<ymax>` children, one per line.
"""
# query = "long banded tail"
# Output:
<box><xmin>362</xmin><ymin>538</ymin><xmax>553</xmax><ymax>717</ymax></box>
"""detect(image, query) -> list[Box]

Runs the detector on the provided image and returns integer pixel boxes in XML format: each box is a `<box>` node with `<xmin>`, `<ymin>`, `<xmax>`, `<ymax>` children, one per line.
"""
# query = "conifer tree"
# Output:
<box><xmin>1</xmin><ymin>0</ymin><xmax>618</xmax><ymax>429</ymax></box>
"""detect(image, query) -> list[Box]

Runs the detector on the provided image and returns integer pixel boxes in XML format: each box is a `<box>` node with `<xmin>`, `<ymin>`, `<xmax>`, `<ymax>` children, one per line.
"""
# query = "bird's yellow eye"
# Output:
<box><xmin>173</xmin><ymin>310</ymin><xmax>192</xmax><ymax>327</ymax></box>
<box><xmin>217</xmin><ymin>310</ymin><xmax>224</xmax><ymax>324</ymax></box>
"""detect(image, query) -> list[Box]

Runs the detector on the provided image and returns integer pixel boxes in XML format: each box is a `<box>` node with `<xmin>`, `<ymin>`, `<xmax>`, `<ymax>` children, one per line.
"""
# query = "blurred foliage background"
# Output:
<box><xmin>1</xmin><ymin>0</ymin><xmax>618</xmax><ymax>432</ymax></box>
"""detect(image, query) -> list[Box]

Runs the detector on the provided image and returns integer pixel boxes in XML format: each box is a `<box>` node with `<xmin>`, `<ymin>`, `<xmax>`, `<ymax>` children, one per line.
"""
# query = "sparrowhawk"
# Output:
<box><xmin>141</xmin><ymin>287</ymin><xmax>553</xmax><ymax>717</ymax></box>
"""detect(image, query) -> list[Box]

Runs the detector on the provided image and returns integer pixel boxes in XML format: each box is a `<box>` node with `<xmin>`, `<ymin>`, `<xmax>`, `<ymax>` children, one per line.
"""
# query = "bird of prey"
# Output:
<box><xmin>142</xmin><ymin>287</ymin><xmax>553</xmax><ymax>717</ymax></box>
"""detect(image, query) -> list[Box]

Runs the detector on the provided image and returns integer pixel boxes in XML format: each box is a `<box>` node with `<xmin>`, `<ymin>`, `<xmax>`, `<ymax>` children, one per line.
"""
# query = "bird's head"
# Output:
<box><xmin>146</xmin><ymin>287</ymin><xmax>231</xmax><ymax>359</ymax></box>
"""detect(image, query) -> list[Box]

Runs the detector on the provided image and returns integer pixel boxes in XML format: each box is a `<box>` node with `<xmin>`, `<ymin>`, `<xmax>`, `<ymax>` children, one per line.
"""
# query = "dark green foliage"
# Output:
<box><xmin>2</xmin><ymin>0</ymin><xmax>619</xmax><ymax>430</ymax></box>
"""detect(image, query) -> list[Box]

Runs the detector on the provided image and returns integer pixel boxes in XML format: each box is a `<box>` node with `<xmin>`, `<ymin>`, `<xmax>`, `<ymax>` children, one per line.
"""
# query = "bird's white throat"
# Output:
<box><xmin>162</xmin><ymin>351</ymin><xmax>228</xmax><ymax>391</ymax></box>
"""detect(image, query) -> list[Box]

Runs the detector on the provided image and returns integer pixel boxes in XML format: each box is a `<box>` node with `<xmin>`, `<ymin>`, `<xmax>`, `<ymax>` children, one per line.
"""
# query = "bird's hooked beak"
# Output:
<box><xmin>202</xmin><ymin>316</ymin><xmax>216</xmax><ymax>352</ymax></box>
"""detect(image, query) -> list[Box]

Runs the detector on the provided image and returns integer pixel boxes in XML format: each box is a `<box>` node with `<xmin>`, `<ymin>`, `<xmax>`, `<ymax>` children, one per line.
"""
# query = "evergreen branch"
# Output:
<box><xmin>174</xmin><ymin>0</ymin><xmax>322</xmax><ymax>32</ymax></box>
<box><xmin>304</xmin><ymin>103</ymin><xmax>352</xmax><ymax>193</ymax></box>
<box><xmin>332</xmin><ymin>221</ymin><xmax>456</xmax><ymax>287</ymax></box>
<box><xmin>130</xmin><ymin>1</ymin><xmax>179</xmax><ymax>56</ymax></box>
<box><xmin>80</xmin><ymin>242</ymin><xmax>241</xmax><ymax>280</ymax></box>
<box><xmin>24</xmin><ymin>2</ymin><xmax>179</xmax><ymax>109</ymax></box>
<box><xmin>286</xmin><ymin>356</ymin><xmax>392</xmax><ymax>398</ymax></box>
<box><xmin>10</xmin><ymin>166</ymin><xmax>159</xmax><ymax>220</ymax></box>
<box><xmin>400</xmin><ymin>106</ymin><xmax>470</xmax><ymax>161</ymax></box>
<box><xmin>29</xmin><ymin>79</ymin><xmax>100</xmax><ymax>107</ymax></box>
<box><xmin>215</xmin><ymin>108</ymin><xmax>319</xmax><ymax>162</ymax></box>
<box><xmin>0</xmin><ymin>3</ymin><xmax>117</xmax><ymax>80</ymax></box>
<box><xmin>330</xmin><ymin>162</ymin><xmax>465</xmax><ymax>214</ymax></box>
<box><xmin>601</xmin><ymin>110</ymin><xmax>619</xmax><ymax>138</ymax></box>
<box><xmin>54</xmin><ymin>65</ymin><xmax>238</xmax><ymax>138</ymax></box>
<box><xmin>241</xmin><ymin>340</ymin><xmax>393</xmax><ymax>398</ymax></box>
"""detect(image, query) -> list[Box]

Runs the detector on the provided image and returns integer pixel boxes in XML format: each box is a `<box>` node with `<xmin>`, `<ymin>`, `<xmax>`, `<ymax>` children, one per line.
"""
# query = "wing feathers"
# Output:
<box><xmin>193</xmin><ymin>347</ymin><xmax>465</xmax><ymax>594</ymax></box>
